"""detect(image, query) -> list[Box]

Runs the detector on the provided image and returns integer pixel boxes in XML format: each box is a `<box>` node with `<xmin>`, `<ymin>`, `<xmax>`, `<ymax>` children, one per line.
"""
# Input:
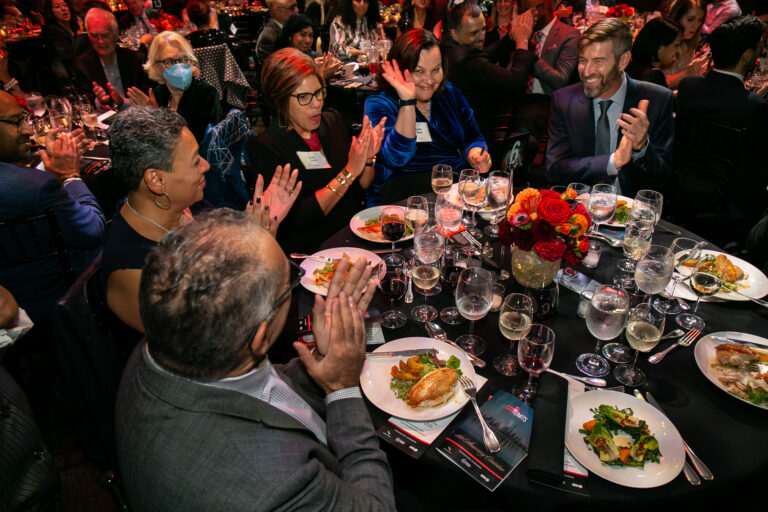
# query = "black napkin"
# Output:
<box><xmin>526</xmin><ymin>371</ymin><xmax>569</xmax><ymax>486</ymax></box>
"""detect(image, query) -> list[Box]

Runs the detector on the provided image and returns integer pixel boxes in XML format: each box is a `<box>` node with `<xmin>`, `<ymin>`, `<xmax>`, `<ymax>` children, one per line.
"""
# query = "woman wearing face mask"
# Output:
<box><xmin>127</xmin><ymin>31</ymin><xmax>223</xmax><ymax>142</ymax></box>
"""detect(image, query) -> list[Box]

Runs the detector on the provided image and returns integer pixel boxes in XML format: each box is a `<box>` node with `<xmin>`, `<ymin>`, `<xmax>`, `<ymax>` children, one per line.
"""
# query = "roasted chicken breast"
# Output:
<box><xmin>408</xmin><ymin>367</ymin><xmax>459</xmax><ymax>408</ymax></box>
<box><xmin>715</xmin><ymin>343</ymin><xmax>759</xmax><ymax>366</ymax></box>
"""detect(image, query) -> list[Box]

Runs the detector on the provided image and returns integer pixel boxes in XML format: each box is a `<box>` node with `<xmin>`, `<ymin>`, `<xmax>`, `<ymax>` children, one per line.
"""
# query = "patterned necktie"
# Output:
<box><xmin>526</xmin><ymin>32</ymin><xmax>546</xmax><ymax>93</ymax></box>
<box><xmin>594</xmin><ymin>99</ymin><xmax>613</xmax><ymax>155</ymax></box>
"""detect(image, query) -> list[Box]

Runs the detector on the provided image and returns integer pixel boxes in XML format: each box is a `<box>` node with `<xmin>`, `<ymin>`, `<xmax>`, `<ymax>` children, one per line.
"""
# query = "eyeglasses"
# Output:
<box><xmin>157</xmin><ymin>56</ymin><xmax>192</xmax><ymax>68</ymax></box>
<box><xmin>0</xmin><ymin>110</ymin><xmax>30</xmax><ymax>129</ymax></box>
<box><xmin>291</xmin><ymin>87</ymin><xmax>326</xmax><ymax>106</ymax></box>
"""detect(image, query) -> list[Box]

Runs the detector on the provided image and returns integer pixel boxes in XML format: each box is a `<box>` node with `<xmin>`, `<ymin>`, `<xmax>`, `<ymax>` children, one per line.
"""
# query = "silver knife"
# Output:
<box><xmin>365</xmin><ymin>349</ymin><xmax>436</xmax><ymax>359</ymax></box>
<box><xmin>645</xmin><ymin>392</ymin><xmax>714</xmax><ymax>481</ymax></box>
<box><xmin>371</xmin><ymin>248</ymin><xmax>402</xmax><ymax>255</ymax></box>
<box><xmin>711</xmin><ymin>335</ymin><xmax>768</xmax><ymax>351</ymax></box>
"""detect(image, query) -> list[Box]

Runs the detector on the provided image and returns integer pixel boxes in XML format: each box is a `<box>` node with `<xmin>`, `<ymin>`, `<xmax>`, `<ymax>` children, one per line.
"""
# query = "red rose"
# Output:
<box><xmin>563</xmin><ymin>248</ymin><xmax>581</xmax><ymax>265</ymax></box>
<box><xmin>538</xmin><ymin>197</ymin><xmax>573</xmax><ymax>225</ymax></box>
<box><xmin>539</xmin><ymin>189</ymin><xmax>562</xmax><ymax>201</ymax></box>
<box><xmin>533</xmin><ymin>238</ymin><xmax>567</xmax><ymax>262</ymax></box>
<box><xmin>530</xmin><ymin>218</ymin><xmax>556</xmax><ymax>242</ymax></box>
<box><xmin>511</xmin><ymin>228</ymin><xmax>534</xmax><ymax>252</ymax></box>
<box><xmin>573</xmin><ymin>203</ymin><xmax>592</xmax><ymax>226</ymax></box>
<box><xmin>499</xmin><ymin>219</ymin><xmax>513</xmax><ymax>246</ymax></box>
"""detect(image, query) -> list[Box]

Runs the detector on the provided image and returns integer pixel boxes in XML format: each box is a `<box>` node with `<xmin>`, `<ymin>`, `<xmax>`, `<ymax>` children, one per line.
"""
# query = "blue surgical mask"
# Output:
<box><xmin>163</xmin><ymin>63</ymin><xmax>193</xmax><ymax>91</ymax></box>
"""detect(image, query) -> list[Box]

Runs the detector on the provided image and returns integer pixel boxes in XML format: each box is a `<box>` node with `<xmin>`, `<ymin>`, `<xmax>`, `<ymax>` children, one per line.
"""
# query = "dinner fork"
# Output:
<box><xmin>737</xmin><ymin>360</ymin><xmax>766</xmax><ymax>373</ymax></box>
<box><xmin>458</xmin><ymin>375</ymin><xmax>500</xmax><ymax>453</ymax></box>
<box><xmin>648</xmin><ymin>329</ymin><xmax>701</xmax><ymax>364</ymax></box>
<box><xmin>462</xmin><ymin>230</ymin><xmax>482</xmax><ymax>248</ymax></box>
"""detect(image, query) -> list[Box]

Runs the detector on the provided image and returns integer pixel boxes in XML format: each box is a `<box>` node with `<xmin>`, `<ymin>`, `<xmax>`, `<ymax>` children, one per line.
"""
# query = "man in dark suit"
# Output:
<box><xmin>117</xmin><ymin>0</ymin><xmax>156</xmax><ymax>35</ymax></box>
<box><xmin>441</xmin><ymin>1</ymin><xmax>536</xmax><ymax>136</ymax></box>
<box><xmin>256</xmin><ymin>0</ymin><xmax>298</xmax><ymax>65</ymax></box>
<box><xmin>115</xmin><ymin>210</ymin><xmax>396</xmax><ymax>511</ymax></box>
<box><xmin>73</xmin><ymin>7</ymin><xmax>150</xmax><ymax>106</ymax></box>
<box><xmin>0</xmin><ymin>91</ymin><xmax>105</xmax><ymax>324</ymax></box>
<box><xmin>546</xmin><ymin>18</ymin><xmax>674</xmax><ymax>197</ymax></box>
<box><xmin>676</xmin><ymin>15</ymin><xmax>768</xmax><ymax>245</ymax></box>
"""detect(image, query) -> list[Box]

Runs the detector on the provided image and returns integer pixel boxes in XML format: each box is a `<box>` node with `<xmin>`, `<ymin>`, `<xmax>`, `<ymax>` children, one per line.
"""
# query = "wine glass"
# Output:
<box><xmin>410</xmin><ymin>223</ymin><xmax>444</xmax><ymax>322</ymax></box>
<box><xmin>634</xmin><ymin>189</ymin><xmax>663</xmax><ymax>225</ymax></box>
<box><xmin>439</xmin><ymin>245</ymin><xmax>469</xmax><ymax>325</ymax></box>
<box><xmin>435</xmin><ymin>191</ymin><xmax>462</xmax><ymax>233</ymax></box>
<box><xmin>614</xmin><ymin>304</ymin><xmax>665</xmax><ymax>386</ymax></box>
<box><xmin>484</xmin><ymin>171</ymin><xmax>509</xmax><ymax>237</ymax></box>
<box><xmin>379</xmin><ymin>205</ymin><xmax>405</xmax><ymax>263</ymax></box>
<box><xmin>405</xmin><ymin>195</ymin><xmax>428</xmax><ymax>234</ymax></box>
<box><xmin>588</xmin><ymin>184</ymin><xmax>617</xmax><ymax>232</ymax></box>
<box><xmin>613</xmin><ymin>219</ymin><xmax>654</xmax><ymax>289</ymax></box>
<box><xmin>493</xmin><ymin>293</ymin><xmax>534</xmax><ymax>376</ymax></box>
<box><xmin>634</xmin><ymin>245</ymin><xmax>674</xmax><ymax>301</ymax></box>
<box><xmin>26</xmin><ymin>92</ymin><xmax>46</xmax><ymax>118</ymax></box>
<box><xmin>576</xmin><ymin>285</ymin><xmax>630</xmax><ymax>377</ymax></box>
<box><xmin>79</xmin><ymin>102</ymin><xmax>100</xmax><ymax>145</ymax></box>
<box><xmin>458</xmin><ymin>168</ymin><xmax>485</xmax><ymax>239</ymax></box>
<box><xmin>567</xmin><ymin>182</ymin><xmax>590</xmax><ymax>206</ymax></box>
<box><xmin>653</xmin><ymin>237</ymin><xmax>703</xmax><ymax>315</ymax></box>
<box><xmin>455</xmin><ymin>268</ymin><xmax>494</xmax><ymax>356</ymax></box>
<box><xmin>431</xmin><ymin>163</ymin><xmax>453</xmax><ymax>194</ymax></box>
<box><xmin>517</xmin><ymin>324</ymin><xmax>555</xmax><ymax>402</ymax></box>
<box><xmin>676</xmin><ymin>258</ymin><xmax>722</xmax><ymax>330</ymax></box>
<box><xmin>378</xmin><ymin>255</ymin><xmax>407</xmax><ymax>329</ymax></box>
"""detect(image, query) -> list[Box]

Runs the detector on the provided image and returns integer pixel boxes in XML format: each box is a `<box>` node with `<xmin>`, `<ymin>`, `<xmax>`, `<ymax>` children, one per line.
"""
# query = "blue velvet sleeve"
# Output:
<box><xmin>364</xmin><ymin>92</ymin><xmax>417</xmax><ymax>169</ymax></box>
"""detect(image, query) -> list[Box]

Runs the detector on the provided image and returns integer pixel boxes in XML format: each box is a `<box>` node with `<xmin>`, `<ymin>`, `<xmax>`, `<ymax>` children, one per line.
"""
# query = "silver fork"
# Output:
<box><xmin>461</xmin><ymin>230</ymin><xmax>482</xmax><ymax>248</ymax></box>
<box><xmin>458</xmin><ymin>375</ymin><xmax>500</xmax><ymax>453</ymax></box>
<box><xmin>648</xmin><ymin>329</ymin><xmax>701</xmax><ymax>364</ymax></box>
<box><xmin>738</xmin><ymin>360</ymin><xmax>765</xmax><ymax>373</ymax></box>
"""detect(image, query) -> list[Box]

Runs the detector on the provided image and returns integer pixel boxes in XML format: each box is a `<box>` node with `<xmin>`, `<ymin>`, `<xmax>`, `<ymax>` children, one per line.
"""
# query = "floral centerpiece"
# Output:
<box><xmin>150</xmin><ymin>11</ymin><xmax>184</xmax><ymax>32</ymax></box>
<box><xmin>499</xmin><ymin>188</ymin><xmax>592</xmax><ymax>287</ymax></box>
<box><xmin>606</xmin><ymin>3</ymin><xmax>635</xmax><ymax>22</ymax></box>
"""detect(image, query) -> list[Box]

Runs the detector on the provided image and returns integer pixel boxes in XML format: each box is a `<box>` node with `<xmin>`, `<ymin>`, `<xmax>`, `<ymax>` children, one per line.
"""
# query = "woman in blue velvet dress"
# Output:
<box><xmin>363</xmin><ymin>28</ymin><xmax>491</xmax><ymax>206</ymax></box>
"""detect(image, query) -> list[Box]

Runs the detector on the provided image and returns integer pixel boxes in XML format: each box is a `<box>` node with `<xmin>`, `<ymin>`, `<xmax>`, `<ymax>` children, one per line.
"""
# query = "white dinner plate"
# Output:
<box><xmin>565</xmin><ymin>390</ymin><xmax>685</xmax><ymax>488</ymax></box>
<box><xmin>694</xmin><ymin>331</ymin><xmax>768</xmax><ymax>411</ymax></box>
<box><xmin>349</xmin><ymin>206</ymin><xmax>415</xmax><ymax>244</ymax></box>
<box><xmin>299</xmin><ymin>247</ymin><xmax>383</xmax><ymax>296</ymax></box>
<box><xmin>360</xmin><ymin>337</ymin><xmax>477</xmax><ymax>421</ymax></box>
<box><xmin>604</xmin><ymin>195</ymin><xmax>634</xmax><ymax>228</ymax></box>
<box><xmin>667</xmin><ymin>251</ymin><xmax>768</xmax><ymax>301</ymax></box>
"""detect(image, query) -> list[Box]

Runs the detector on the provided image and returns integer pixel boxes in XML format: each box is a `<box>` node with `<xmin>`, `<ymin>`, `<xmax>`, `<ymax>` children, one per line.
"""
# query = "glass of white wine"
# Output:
<box><xmin>653</xmin><ymin>237</ymin><xmax>702</xmax><ymax>315</ymax></box>
<box><xmin>675</xmin><ymin>258</ymin><xmax>722</xmax><ymax>330</ymax></box>
<box><xmin>405</xmin><ymin>195</ymin><xmax>428</xmax><ymax>234</ymax></box>
<box><xmin>613</xmin><ymin>218</ymin><xmax>654</xmax><ymax>289</ymax></box>
<box><xmin>410</xmin><ymin>223</ymin><xmax>444</xmax><ymax>322</ymax></box>
<box><xmin>431</xmin><ymin>164</ymin><xmax>453</xmax><ymax>195</ymax></box>
<box><xmin>614</xmin><ymin>304</ymin><xmax>665</xmax><ymax>386</ymax></box>
<box><xmin>493</xmin><ymin>293</ymin><xmax>534</xmax><ymax>376</ymax></box>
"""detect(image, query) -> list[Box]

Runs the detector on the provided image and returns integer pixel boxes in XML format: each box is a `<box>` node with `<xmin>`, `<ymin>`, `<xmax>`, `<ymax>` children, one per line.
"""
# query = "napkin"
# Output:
<box><xmin>526</xmin><ymin>371</ymin><xmax>569</xmax><ymax>486</ymax></box>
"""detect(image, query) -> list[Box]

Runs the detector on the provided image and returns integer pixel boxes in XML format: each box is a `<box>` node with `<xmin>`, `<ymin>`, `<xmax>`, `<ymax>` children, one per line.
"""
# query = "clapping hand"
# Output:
<box><xmin>126</xmin><ymin>87</ymin><xmax>158</xmax><ymax>107</ymax></box>
<box><xmin>468</xmin><ymin>146</ymin><xmax>492</xmax><ymax>173</ymax></box>
<box><xmin>93</xmin><ymin>81</ymin><xmax>127</xmax><ymax>107</ymax></box>
<box><xmin>380</xmin><ymin>60</ymin><xmax>416</xmax><ymax>101</ymax></box>
<box><xmin>41</xmin><ymin>130</ymin><xmax>82</xmax><ymax>178</ymax></box>
<box><xmin>246</xmin><ymin>164</ymin><xmax>301</xmax><ymax>235</ymax></box>
<box><xmin>614</xmin><ymin>99</ymin><xmax>650</xmax><ymax>167</ymax></box>
<box><xmin>360</xmin><ymin>115</ymin><xmax>387</xmax><ymax>160</ymax></box>
<box><xmin>316</xmin><ymin>52</ymin><xmax>343</xmax><ymax>79</ymax></box>
<box><xmin>510</xmin><ymin>7</ymin><xmax>534</xmax><ymax>47</ymax></box>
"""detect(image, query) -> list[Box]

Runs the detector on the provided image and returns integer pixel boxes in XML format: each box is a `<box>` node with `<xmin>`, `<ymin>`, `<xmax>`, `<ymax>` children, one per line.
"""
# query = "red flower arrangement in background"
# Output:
<box><xmin>150</xmin><ymin>11</ymin><xmax>183</xmax><ymax>32</ymax></box>
<box><xmin>606</xmin><ymin>4</ymin><xmax>635</xmax><ymax>18</ymax></box>
<box><xmin>501</xmin><ymin>188</ymin><xmax>592</xmax><ymax>264</ymax></box>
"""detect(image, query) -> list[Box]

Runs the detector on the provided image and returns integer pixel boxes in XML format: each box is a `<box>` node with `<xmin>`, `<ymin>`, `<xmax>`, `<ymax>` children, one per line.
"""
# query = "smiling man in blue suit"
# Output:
<box><xmin>546</xmin><ymin>18</ymin><xmax>674</xmax><ymax>197</ymax></box>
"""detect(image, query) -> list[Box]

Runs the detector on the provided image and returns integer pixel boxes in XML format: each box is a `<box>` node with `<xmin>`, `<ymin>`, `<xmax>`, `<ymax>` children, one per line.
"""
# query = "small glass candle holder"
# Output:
<box><xmin>581</xmin><ymin>240</ymin><xmax>603</xmax><ymax>268</ymax></box>
<box><xmin>490</xmin><ymin>282</ymin><xmax>505</xmax><ymax>312</ymax></box>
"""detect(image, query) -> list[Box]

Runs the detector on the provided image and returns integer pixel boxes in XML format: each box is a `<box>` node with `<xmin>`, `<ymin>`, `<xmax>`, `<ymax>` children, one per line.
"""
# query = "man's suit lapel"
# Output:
<box><xmin>541</xmin><ymin>20</ymin><xmax>562</xmax><ymax>63</ymax></box>
<box><xmin>87</xmin><ymin>47</ymin><xmax>108</xmax><ymax>88</ymax></box>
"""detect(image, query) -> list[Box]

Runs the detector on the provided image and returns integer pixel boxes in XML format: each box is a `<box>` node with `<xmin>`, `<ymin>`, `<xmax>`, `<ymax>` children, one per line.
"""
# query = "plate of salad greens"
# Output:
<box><xmin>360</xmin><ymin>337</ymin><xmax>476</xmax><ymax>421</ymax></box>
<box><xmin>606</xmin><ymin>196</ymin><xmax>633</xmax><ymax>227</ymax></box>
<box><xmin>566</xmin><ymin>390</ymin><xmax>685</xmax><ymax>488</ymax></box>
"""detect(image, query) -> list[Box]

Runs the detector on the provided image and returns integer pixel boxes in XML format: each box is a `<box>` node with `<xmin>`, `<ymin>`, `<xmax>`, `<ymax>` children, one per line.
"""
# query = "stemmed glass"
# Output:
<box><xmin>634</xmin><ymin>189</ymin><xmax>663</xmax><ymax>225</ymax></box>
<box><xmin>380</xmin><ymin>205</ymin><xmax>405</xmax><ymax>264</ymax></box>
<box><xmin>484</xmin><ymin>170</ymin><xmax>509</xmax><ymax>238</ymax></box>
<box><xmin>439</xmin><ymin>245</ymin><xmax>468</xmax><ymax>324</ymax></box>
<box><xmin>431</xmin><ymin>164</ymin><xmax>453</xmax><ymax>194</ymax></box>
<box><xmin>653</xmin><ymin>237</ymin><xmax>703</xmax><ymax>315</ymax></box>
<box><xmin>588</xmin><ymin>184</ymin><xmax>617</xmax><ymax>232</ymax></box>
<box><xmin>378</xmin><ymin>255</ymin><xmax>408</xmax><ymax>329</ymax></box>
<box><xmin>517</xmin><ymin>324</ymin><xmax>555</xmax><ymax>402</ymax></box>
<box><xmin>47</xmin><ymin>96</ymin><xmax>73</xmax><ymax>133</ymax></box>
<box><xmin>405</xmin><ymin>195</ymin><xmax>428</xmax><ymax>234</ymax></box>
<box><xmin>410</xmin><ymin>222</ymin><xmax>444</xmax><ymax>322</ymax></box>
<box><xmin>459</xmin><ymin>168</ymin><xmax>486</xmax><ymax>239</ymax></box>
<box><xmin>634</xmin><ymin>245</ymin><xmax>674</xmax><ymax>302</ymax></box>
<box><xmin>435</xmin><ymin>191</ymin><xmax>462</xmax><ymax>234</ymax></box>
<box><xmin>567</xmin><ymin>182</ymin><xmax>590</xmax><ymax>206</ymax></box>
<box><xmin>493</xmin><ymin>293</ymin><xmax>534</xmax><ymax>376</ymax></box>
<box><xmin>455</xmin><ymin>268</ymin><xmax>493</xmax><ymax>355</ymax></box>
<box><xmin>614</xmin><ymin>304</ymin><xmax>665</xmax><ymax>386</ymax></box>
<box><xmin>613</xmin><ymin>218</ymin><xmax>654</xmax><ymax>289</ymax></box>
<box><xmin>676</xmin><ymin>258</ymin><xmax>722</xmax><ymax>330</ymax></box>
<box><xmin>26</xmin><ymin>92</ymin><xmax>46</xmax><ymax>118</ymax></box>
<box><xmin>576</xmin><ymin>285</ymin><xmax>630</xmax><ymax>377</ymax></box>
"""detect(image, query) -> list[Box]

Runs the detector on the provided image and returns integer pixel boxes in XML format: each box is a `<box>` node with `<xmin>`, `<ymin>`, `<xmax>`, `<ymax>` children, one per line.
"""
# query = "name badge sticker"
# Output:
<box><xmin>297</xmin><ymin>151</ymin><xmax>332</xmax><ymax>169</ymax></box>
<box><xmin>415</xmin><ymin>122</ymin><xmax>433</xmax><ymax>143</ymax></box>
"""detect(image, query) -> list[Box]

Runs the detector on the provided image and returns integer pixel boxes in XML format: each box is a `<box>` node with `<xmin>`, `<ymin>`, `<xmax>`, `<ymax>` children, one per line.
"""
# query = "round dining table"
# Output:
<box><xmin>294</xmin><ymin>197</ymin><xmax>767</xmax><ymax>511</ymax></box>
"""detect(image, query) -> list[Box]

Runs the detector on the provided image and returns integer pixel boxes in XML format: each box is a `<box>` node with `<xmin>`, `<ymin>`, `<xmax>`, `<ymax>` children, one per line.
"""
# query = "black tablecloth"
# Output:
<box><xmin>296</xmin><ymin>199</ymin><xmax>768</xmax><ymax>510</ymax></box>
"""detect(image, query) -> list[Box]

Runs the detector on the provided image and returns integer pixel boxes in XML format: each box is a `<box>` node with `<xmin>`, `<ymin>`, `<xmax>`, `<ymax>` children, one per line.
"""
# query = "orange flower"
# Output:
<box><xmin>514</xmin><ymin>188</ymin><xmax>541</xmax><ymax>213</ymax></box>
<box><xmin>570</xmin><ymin>214</ymin><xmax>589</xmax><ymax>238</ymax></box>
<box><xmin>507</xmin><ymin>201</ymin><xmax>523</xmax><ymax>221</ymax></box>
<box><xmin>564</xmin><ymin>188</ymin><xmax>577</xmax><ymax>200</ymax></box>
<box><xmin>578</xmin><ymin>239</ymin><xmax>589</xmax><ymax>253</ymax></box>
<box><xmin>558</xmin><ymin>223</ymin><xmax>572</xmax><ymax>235</ymax></box>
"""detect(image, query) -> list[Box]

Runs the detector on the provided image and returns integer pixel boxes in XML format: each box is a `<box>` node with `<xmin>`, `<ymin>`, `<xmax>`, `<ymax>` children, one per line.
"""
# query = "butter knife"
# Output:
<box><xmin>645</xmin><ymin>392</ymin><xmax>713</xmax><ymax>481</ymax></box>
<box><xmin>366</xmin><ymin>349</ymin><xmax>436</xmax><ymax>359</ymax></box>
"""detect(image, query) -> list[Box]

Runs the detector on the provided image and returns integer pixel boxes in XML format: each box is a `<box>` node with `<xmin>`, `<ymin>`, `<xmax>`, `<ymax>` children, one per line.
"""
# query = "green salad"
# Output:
<box><xmin>579</xmin><ymin>405</ymin><xmax>662</xmax><ymax>468</ymax></box>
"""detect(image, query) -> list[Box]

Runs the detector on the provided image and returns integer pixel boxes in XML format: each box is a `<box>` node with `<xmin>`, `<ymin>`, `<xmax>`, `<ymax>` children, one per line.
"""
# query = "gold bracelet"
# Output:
<box><xmin>326</xmin><ymin>184</ymin><xmax>344</xmax><ymax>197</ymax></box>
<box><xmin>335</xmin><ymin>174</ymin><xmax>348</xmax><ymax>186</ymax></box>
<box><xmin>340</xmin><ymin>167</ymin><xmax>354</xmax><ymax>180</ymax></box>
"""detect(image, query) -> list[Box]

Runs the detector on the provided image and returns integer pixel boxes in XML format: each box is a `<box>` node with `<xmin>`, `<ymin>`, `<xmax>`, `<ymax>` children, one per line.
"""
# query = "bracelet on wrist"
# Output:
<box><xmin>326</xmin><ymin>184</ymin><xmax>344</xmax><ymax>197</ymax></box>
<box><xmin>339</xmin><ymin>167</ymin><xmax>354</xmax><ymax>180</ymax></box>
<box><xmin>335</xmin><ymin>174</ymin><xmax>350</xmax><ymax>186</ymax></box>
<box><xmin>61</xmin><ymin>175</ymin><xmax>83</xmax><ymax>185</ymax></box>
<box><xmin>398</xmin><ymin>98</ymin><xmax>417</xmax><ymax>108</ymax></box>
<box><xmin>3</xmin><ymin>78</ymin><xmax>18</xmax><ymax>92</ymax></box>
<box><xmin>365</xmin><ymin>156</ymin><xmax>376</xmax><ymax>167</ymax></box>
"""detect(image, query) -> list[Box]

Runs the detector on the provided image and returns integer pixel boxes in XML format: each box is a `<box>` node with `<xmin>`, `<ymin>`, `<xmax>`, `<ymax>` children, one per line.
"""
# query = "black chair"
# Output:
<box><xmin>667</xmin><ymin>111</ymin><xmax>746</xmax><ymax>248</ymax></box>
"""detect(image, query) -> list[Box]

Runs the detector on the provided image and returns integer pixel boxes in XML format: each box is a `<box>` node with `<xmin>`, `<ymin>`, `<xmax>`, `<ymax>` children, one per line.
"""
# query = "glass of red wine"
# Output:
<box><xmin>380</xmin><ymin>206</ymin><xmax>405</xmax><ymax>264</ymax></box>
<box><xmin>517</xmin><ymin>324</ymin><xmax>555</xmax><ymax>402</ymax></box>
<box><xmin>378</xmin><ymin>254</ymin><xmax>408</xmax><ymax>329</ymax></box>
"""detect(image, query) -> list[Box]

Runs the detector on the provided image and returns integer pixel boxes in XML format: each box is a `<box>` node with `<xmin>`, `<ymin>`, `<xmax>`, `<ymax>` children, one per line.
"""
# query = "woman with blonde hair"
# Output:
<box><xmin>127</xmin><ymin>30</ymin><xmax>223</xmax><ymax>141</ymax></box>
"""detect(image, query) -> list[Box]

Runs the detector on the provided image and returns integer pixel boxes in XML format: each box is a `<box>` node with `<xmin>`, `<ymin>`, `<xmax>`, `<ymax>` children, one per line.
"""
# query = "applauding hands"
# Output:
<box><xmin>615</xmin><ymin>99</ymin><xmax>650</xmax><ymax>168</ymax></box>
<box><xmin>247</xmin><ymin>164</ymin><xmax>302</xmax><ymax>235</ymax></box>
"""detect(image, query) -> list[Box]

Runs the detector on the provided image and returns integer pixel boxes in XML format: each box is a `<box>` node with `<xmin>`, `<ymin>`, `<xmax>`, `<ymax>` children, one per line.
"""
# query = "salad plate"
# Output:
<box><xmin>360</xmin><ymin>337</ymin><xmax>477</xmax><ymax>421</ymax></box>
<box><xmin>565</xmin><ymin>390</ymin><xmax>685</xmax><ymax>488</ymax></box>
<box><xmin>605</xmin><ymin>195</ymin><xmax>634</xmax><ymax>228</ymax></box>
<box><xmin>694</xmin><ymin>331</ymin><xmax>768</xmax><ymax>410</ymax></box>
<box><xmin>668</xmin><ymin>251</ymin><xmax>768</xmax><ymax>302</ymax></box>
<box><xmin>350</xmin><ymin>206</ymin><xmax>416</xmax><ymax>244</ymax></box>
<box><xmin>298</xmin><ymin>247</ymin><xmax>383</xmax><ymax>296</ymax></box>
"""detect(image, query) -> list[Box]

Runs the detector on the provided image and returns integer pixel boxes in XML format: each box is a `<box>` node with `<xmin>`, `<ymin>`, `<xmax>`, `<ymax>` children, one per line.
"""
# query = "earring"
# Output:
<box><xmin>154</xmin><ymin>192</ymin><xmax>172</xmax><ymax>210</ymax></box>
<box><xmin>277</xmin><ymin>111</ymin><xmax>287</xmax><ymax>129</ymax></box>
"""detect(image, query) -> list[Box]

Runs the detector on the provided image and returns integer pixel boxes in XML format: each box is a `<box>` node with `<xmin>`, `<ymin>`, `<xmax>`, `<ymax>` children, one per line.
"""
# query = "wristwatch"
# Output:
<box><xmin>398</xmin><ymin>98</ymin><xmax>417</xmax><ymax>108</ymax></box>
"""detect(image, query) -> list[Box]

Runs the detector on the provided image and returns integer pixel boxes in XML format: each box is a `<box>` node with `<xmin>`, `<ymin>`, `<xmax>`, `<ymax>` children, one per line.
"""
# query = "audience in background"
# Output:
<box><xmin>182</xmin><ymin>0</ymin><xmax>219</xmax><ymax>29</ymax></box>
<box><xmin>627</xmin><ymin>17</ymin><xmax>684</xmax><ymax>87</ymax></box>
<box><xmin>665</xmin><ymin>0</ymin><xmax>710</xmax><ymax>87</ymax></box>
<box><xmin>256</xmin><ymin>0</ymin><xmax>299</xmax><ymax>65</ymax></box>
<box><xmin>118</xmin><ymin>0</ymin><xmax>156</xmax><ymax>37</ymax></box>
<box><xmin>397</xmin><ymin>0</ymin><xmax>438</xmax><ymax>37</ymax></box>
<box><xmin>485</xmin><ymin>0</ymin><xmax>516</xmax><ymax>47</ymax></box>
<box><xmin>330</xmin><ymin>0</ymin><xmax>383</xmax><ymax>60</ymax></box>
<box><xmin>276</xmin><ymin>15</ymin><xmax>343</xmax><ymax>78</ymax></box>
<box><xmin>43</xmin><ymin>0</ymin><xmax>79</xmax><ymax>82</ymax></box>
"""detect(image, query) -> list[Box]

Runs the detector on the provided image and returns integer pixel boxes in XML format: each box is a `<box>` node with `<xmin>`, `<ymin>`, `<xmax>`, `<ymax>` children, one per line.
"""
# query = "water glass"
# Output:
<box><xmin>567</xmin><ymin>182</ymin><xmax>590</xmax><ymax>205</ymax></box>
<box><xmin>634</xmin><ymin>245</ymin><xmax>674</xmax><ymax>298</ymax></box>
<box><xmin>588</xmin><ymin>184</ymin><xmax>617</xmax><ymax>229</ymax></box>
<box><xmin>653</xmin><ymin>237</ymin><xmax>702</xmax><ymax>315</ymax></box>
<box><xmin>459</xmin><ymin>168</ymin><xmax>486</xmax><ymax>238</ymax></box>
<box><xmin>440</xmin><ymin>245</ymin><xmax>469</xmax><ymax>324</ymax></box>
<box><xmin>576</xmin><ymin>285</ymin><xmax>630</xmax><ymax>377</ymax></box>
<box><xmin>483</xmin><ymin>170</ymin><xmax>510</xmax><ymax>238</ymax></box>
<box><xmin>634</xmin><ymin>189</ymin><xmax>663</xmax><ymax>225</ymax></box>
<box><xmin>455</xmin><ymin>267</ymin><xmax>494</xmax><ymax>355</ymax></box>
